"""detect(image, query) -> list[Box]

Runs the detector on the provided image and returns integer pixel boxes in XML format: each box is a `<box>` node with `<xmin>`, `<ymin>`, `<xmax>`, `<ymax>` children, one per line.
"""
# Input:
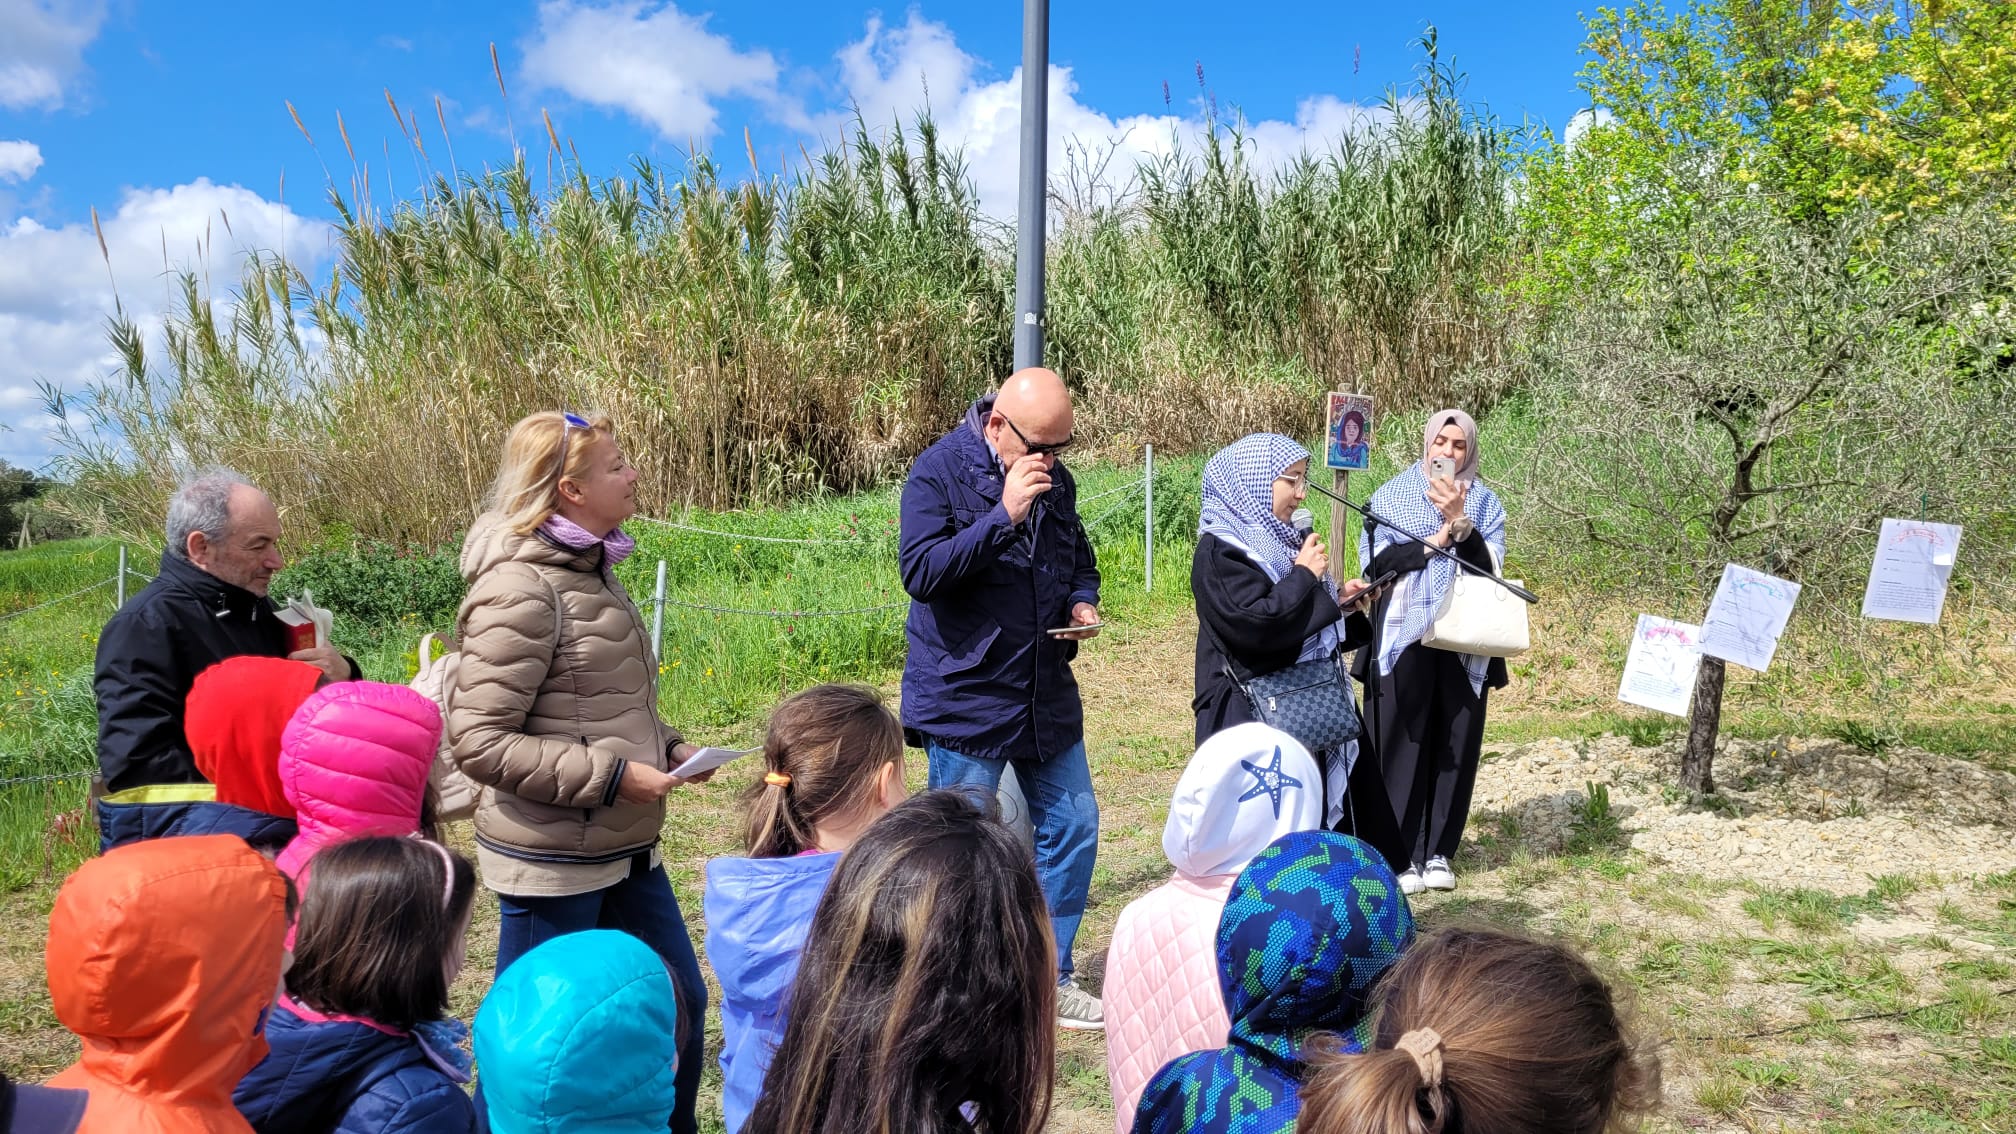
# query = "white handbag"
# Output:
<box><xmin>1421</xmin><ymin>549</ymin><xmax>1530</xmax><ymax>658</ymax></box>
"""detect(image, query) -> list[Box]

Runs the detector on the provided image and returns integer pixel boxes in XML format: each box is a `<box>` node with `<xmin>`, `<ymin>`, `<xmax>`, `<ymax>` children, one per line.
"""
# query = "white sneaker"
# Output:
<box><xmin>1056</xmin><ymin>978</ymin><xmax>1105</xmax><ymax>1031</ymax></box>
<box><xmin>1422</xmin><ymin>856</ymin><xmax>1456</xmax><ymax>891</ymax></box>
<box><xmin>1397</xmin><ymin>865</ymin><xmax>1426</xmax><ymax>896</ymax></box>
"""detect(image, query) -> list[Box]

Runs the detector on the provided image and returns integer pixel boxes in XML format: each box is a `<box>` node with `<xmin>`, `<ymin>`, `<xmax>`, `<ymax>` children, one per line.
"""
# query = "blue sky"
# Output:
<box><xmin>0</xmin><ymin>1</ymin><xmax>1597</xmax><ymax>469</ymax></box>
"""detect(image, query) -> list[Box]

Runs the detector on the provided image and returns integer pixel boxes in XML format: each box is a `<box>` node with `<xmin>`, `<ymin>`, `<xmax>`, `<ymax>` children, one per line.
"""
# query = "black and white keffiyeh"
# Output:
<box><xmin>1357</xmin><ymin>463</ymin><xmax>1506</xmax><ymax>694</ymax></box>
<box><xmin>1198</xmin><ymin>433</ymin><xmax>1341</xmax><ymax>663</ymax></box>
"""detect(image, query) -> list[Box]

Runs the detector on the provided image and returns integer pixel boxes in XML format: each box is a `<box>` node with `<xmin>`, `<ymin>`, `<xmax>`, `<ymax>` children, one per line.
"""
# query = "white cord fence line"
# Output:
<box><xmin>636</xmin><ymin>448</ymin><xmax>1163</xmax><ymax>657</ymax></box>
<box><xmin>658</xmin><ymin>597</ymin><xmax>909</xmax><ymax>619</ymax></box>
<box><xmin>1075</xmin><ymin>476</ymin><xmax>1149</xmax><ymax>507</ymax></box>
<box><xmin>629</xmin><ymin>516</ymin><xmax>887</xmax><ymax>545</ymax></box>
<box><xmin>0</xmin><ymin>769</ymin><xmax>92</xmax><ymax>787</ymax></box>
<box><xmin>0</xmin><ymin>577</ymin><xmax>116</xmax><ymax>624</ymax></box>
<box><xmin>0</xmin><ymin>545</ymin><xmax>154</xmax><ymax>625</ymax></box>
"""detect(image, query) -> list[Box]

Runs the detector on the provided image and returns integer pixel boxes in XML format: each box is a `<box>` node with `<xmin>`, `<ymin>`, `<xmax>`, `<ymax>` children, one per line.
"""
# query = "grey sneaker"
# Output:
<box><xmin>1057</xmin><ymin>978</ymin><xmax>1105</xmax><ymax>1031</ymax></box>
<box><xmin>1397</xmin><ymin>865</ymin><xmax>1426</xmax><ymax>896</ymax></box>
<box><xmin>1422</xmin><ymin>856</ymin><xmax>1457</xmax><ymax>891</ymax></box>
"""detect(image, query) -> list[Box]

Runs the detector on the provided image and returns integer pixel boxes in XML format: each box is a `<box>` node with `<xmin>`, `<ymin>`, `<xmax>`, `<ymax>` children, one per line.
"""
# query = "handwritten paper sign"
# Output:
<box><xmin>1861</xmin><ymin>518</ymin><xmax>1963</xmax><ymax>624</ymax></box>
<box><xmin>1699</xmin><ymin>564</ymin><xmax>1801</xmax><ymax>672</ymax></box>
<box><xmin>1617</xmin><ymin>615</ymin><xmax>1703</xmax><ymax>718</ymax></box>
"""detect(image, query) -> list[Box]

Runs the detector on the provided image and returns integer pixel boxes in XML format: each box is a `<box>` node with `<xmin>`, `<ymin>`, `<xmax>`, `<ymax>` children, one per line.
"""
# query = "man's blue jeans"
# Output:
<box><xmin>925</xmin><ymin>738</ymin><xmax>1098</xmax><ymax>984</ymax></box>
<box><xmin>490</xmin><ymin>861</ymin><xmax>707</xmax><ymax>1134</ymax></box>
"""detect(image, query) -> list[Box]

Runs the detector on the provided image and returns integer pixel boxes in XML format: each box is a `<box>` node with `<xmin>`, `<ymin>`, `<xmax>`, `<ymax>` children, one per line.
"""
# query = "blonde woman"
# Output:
<box><xmin>448</xmin><ymin>410</ymin><xmax>710</xmax><ymax>1133</ymax></box>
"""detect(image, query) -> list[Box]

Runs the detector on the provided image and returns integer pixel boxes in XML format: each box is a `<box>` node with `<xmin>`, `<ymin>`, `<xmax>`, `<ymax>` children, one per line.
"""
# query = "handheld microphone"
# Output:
<box><xmin>1291</xmin><ymin>507</ymin><xmax>1315</xmax><ymax>544</ymax></box>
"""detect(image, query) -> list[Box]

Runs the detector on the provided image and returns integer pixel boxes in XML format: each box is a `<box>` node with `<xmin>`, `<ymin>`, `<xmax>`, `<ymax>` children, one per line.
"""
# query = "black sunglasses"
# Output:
<box><xmin>553</xmin><ymin>411</ymin><xmax>592</xmax><ymax>489</ymax></box>
<box><xmin>1000</xmin><ymin>414</ymin><xmax>1074</xmax><ymax>456</ymax></box>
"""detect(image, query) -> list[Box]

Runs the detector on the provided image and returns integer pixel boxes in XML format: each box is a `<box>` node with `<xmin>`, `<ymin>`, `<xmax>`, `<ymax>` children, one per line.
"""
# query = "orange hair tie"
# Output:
<box><xmin>764</xmin><ymin>771</ymin><xmax>793</xmax><ymax>788</ymax></box>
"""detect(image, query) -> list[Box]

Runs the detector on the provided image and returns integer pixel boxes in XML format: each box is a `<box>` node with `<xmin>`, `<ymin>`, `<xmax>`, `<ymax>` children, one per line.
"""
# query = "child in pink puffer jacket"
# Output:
<box><xmin>275</xmin><ymin>681</ymin><xmax>443</xmax><ymax>889</ymax></box>
<box><xmin>1102</xmin><ymin>722</ymin><xmax>1327</xmax><ymax>1133</ymax></box>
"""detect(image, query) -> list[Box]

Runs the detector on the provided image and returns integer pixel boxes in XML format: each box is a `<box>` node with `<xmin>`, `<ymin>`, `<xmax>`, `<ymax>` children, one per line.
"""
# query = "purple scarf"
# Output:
<box><xmin>539</xmin><ymin>514</ymin><xmax>636</xmax><ymax>570</ymax></box>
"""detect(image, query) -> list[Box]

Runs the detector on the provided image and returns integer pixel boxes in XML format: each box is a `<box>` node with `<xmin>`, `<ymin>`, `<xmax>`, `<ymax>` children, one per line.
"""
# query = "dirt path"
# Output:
<box><xmin>2</xmin><ymin>613</ymin><xmax>2011</xmax><ymax>1131</ymax></box>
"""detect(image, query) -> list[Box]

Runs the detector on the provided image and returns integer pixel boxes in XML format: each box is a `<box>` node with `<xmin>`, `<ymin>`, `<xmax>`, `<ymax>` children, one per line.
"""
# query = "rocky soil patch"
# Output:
<box><xmin>1471</xmin><ymin>735</ymin><xmax>2016</xmax><ymax>891</ymax></box>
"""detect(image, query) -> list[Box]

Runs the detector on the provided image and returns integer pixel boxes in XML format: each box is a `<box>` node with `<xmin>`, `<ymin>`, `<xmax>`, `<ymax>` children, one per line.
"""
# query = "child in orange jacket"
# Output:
<box><xmin>45</xmin><ymin>834</ymin><xmax>293</xmax><ymax>1133</ymax></box>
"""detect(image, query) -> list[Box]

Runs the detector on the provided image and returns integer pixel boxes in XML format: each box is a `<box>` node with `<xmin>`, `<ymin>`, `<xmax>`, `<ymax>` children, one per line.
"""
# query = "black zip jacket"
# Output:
<box><xmin>94</xmin><ymin>551</ymin><xmax>359</xmax><ymax>793</ymax></box>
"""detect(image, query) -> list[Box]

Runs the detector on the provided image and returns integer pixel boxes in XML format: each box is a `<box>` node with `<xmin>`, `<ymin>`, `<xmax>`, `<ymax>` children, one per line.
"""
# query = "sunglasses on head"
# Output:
<box><xmin>553</xmin><ymin>412</ymin><xmax>592</xmax><ymax>489</ymax></box>
<box><xmin>1000</xmin><ymin>414</ymin><xmax>1074</xmax><ymax>457</ymax></box>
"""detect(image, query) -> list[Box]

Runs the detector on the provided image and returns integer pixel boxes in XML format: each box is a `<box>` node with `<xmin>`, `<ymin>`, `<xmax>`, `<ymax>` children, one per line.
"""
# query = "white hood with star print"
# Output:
<box><xmin>1161</xmin><ymin>723</ymin><xmax>1325</xmax><ymax>880</ymax></box>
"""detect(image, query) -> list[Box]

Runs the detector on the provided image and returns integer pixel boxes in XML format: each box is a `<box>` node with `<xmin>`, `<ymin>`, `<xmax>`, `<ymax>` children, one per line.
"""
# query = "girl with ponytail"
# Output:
<box><xmin>1296</xmin><ymin>928</ymin><xmax>1661</xmax><ymax>1134</ymax></box>
<box><xmin>702</xmin><ymin>684</ymin><xmax>908</xmax><ymax>1133</ymax></box>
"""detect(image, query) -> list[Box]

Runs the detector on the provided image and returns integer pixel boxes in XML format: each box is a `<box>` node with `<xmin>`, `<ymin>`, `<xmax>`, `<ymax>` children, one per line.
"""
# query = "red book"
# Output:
<box><xmin>276</xmin><ymin>606</ymin><xmax>319</xmax><ymax>652</ymax></box>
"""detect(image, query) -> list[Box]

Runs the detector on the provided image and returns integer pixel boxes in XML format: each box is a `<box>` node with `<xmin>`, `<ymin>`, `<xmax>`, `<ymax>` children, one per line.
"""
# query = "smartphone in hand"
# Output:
<box><xmin>1429</xmin><ymin>457</ymin><xmax>1457</xmax><ymax>482</ymax></box>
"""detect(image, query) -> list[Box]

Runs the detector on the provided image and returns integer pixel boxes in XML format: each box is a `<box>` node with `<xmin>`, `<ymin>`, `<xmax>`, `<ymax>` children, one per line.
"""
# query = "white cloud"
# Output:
<box><xmin>0</xmin><ymin>140</ymin><xmax>42</xmax><ymax>182</ymax></box>
<box><xmin>827</xmin><ymin>13</ymin><xmax>1394</xmax><ymax>219</ymax></box>
<box><xmin>520</xmin><ymin>0</ymin><xmax>796</xmax><ymax>141</ymax></box>
<box><xmin>1563</xmin><ymin>107</ymin><xmax>1615</xmax><ymax>151</ymax></box>
<box><xmin>0</xmin><ymin>0</ymin><xmax>107</xmax><ymax>110</ymax></box>
<box><xmin>0</xmin><ymin>180</ymin><xmax>331</xmax><ymax>468</ymax></box>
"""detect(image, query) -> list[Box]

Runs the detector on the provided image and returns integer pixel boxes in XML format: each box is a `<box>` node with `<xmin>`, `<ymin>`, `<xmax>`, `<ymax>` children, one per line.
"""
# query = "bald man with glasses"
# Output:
<box><xmin>897</xmin><ymin>367</ymin><xmax>1107</xmax><ymax>1030</ymax></box>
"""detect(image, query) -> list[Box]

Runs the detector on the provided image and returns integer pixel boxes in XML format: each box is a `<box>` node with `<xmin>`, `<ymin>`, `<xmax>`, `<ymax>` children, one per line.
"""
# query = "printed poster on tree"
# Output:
<box><xmin>1860</xmin><ymin>518</ymin><xmax>1962</xmax><ymax>625</ymax></box>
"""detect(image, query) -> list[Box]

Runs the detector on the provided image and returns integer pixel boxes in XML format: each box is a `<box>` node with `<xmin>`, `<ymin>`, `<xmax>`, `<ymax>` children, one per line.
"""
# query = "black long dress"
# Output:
<box><xmin>1352</xmin><ymin>529</ymin><xmax>1511</xmax><ymax>868</ymax></box>
<box><xmin>1190</xmin><ymin>533</ymin><xmax>1404</xmax><ymax>867</ymax></box>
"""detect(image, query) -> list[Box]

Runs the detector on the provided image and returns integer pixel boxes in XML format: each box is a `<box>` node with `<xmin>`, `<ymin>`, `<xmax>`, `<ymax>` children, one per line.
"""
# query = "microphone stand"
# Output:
<box><xmin>1304</xmin><ymin>479</ymin><xmax>1538</xmax><ymax>605</ymax></box>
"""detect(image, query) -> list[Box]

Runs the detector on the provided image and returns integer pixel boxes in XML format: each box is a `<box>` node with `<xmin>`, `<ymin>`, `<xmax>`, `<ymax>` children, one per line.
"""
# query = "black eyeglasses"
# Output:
<box><xmin>1000</xmin><ymin>414</ymin><xmax>1074</xmax><ymax>456</ymax></box>
<box><xmin>553</xmin><ymin>412</ymin><xmax>592</xmax><ymax>489</ymax></box>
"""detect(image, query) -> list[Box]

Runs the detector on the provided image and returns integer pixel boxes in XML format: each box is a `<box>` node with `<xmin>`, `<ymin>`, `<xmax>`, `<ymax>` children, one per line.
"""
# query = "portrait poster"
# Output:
<box><xmin>1325</xmin><ymin>393</ymin><xmax>1373</xmax><ymax>471</ymax></box>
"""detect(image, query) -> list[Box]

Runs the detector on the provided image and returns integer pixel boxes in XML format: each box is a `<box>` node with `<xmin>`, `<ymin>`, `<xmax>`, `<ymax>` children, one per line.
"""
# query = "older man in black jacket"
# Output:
<box><xmin>93</xmin><ymin>468</ymin><xmax>358</xmax><ymax>850</ymax></box>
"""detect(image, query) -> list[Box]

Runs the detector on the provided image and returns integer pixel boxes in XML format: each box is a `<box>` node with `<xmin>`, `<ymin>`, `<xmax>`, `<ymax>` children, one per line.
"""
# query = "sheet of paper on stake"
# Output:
<box><xmin>1861</xmin><ymin>518</ymin><xmax>1963</xmax><ymax>624</ymax></box>
<box><xmin>670</xmin><ymin>746</ymin><xmax>758</xmax><ymax>779</ymax></box>
<box><xmin>1617</xmin><ymin>615</ymin><xmax>1703</xmax><ymax>718</ymax></box>
<box><xmin>1698</xmin><ymin>563</ymin><xmax>1801</xmax><ymax>672</ymax></box>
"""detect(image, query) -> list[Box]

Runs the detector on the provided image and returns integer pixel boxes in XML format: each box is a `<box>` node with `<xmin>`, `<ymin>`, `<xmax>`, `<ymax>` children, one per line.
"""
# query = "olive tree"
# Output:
<box><xmin>1504</xmin><ymin>190</ymin><xmax>2016</xmax><ymax>793</ymax></box>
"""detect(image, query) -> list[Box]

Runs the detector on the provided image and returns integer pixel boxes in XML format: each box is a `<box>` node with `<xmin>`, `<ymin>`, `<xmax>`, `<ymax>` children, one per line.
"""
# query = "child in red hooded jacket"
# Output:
<box><xmin>95</xmin><ymin>657</ymin><xmax>323</xmax><ymax>854</ymax></box>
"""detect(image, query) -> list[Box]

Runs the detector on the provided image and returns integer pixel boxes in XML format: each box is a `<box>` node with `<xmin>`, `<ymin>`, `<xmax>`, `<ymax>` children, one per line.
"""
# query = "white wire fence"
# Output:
<box><xmin>2</xmin><ymin>450</ymin><xmax>1172</xmax><ymax>788</ymax></box>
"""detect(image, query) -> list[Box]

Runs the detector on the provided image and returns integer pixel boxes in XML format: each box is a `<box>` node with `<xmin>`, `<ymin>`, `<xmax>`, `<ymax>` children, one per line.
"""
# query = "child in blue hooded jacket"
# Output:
<box><xmin>703</xmin><ymin>685</ymin><xmax>908</xmax><ymax>1133</ymax></box>
<box><xmin>1132</xmin><ymin>831</ymin><xmax>1414</xmax><ymax>1134</ymax></box>
<box><xmin>474</xmin><ymin>930</ymin><xmax>681</xmax><ymax>1134</ymax></box>
<box><xmin>235</xmin><ymin>835</ymin><xmax>479</xmax><ymax>1134</ymax></box>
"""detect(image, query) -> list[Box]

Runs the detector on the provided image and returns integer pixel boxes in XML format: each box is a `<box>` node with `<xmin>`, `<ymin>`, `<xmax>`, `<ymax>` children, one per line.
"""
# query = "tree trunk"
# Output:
<box><xmin>1682</xmin><ymin>656</ymin><xmax>1725</xmax><ymax>794</ymax></box>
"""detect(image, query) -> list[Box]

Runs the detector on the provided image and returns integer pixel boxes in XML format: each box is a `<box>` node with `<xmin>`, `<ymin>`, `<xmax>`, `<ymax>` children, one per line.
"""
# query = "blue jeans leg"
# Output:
<box><xmin>491</xmin><ymin>864</ymin><xmax>708</xmax><ymax>1134</ymax></box>
<box><xmin>925</xmin><ymin>740</ymin><xmax>1099</xmax><ymax>983</ymax></box>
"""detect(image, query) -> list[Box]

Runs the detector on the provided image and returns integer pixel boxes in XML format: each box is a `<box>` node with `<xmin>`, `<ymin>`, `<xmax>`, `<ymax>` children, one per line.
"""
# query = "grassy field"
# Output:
<box><xmin>2</xmin><ymin>456</ymin><xmax>2013</xmax><ymax>1130</ymax></box>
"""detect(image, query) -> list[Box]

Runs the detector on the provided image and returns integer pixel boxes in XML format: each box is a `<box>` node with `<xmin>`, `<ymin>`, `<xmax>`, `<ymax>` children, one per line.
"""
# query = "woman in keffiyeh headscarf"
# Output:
<box><xmin>1353</xmin><ymin>410</ymin><xmax>1509</xmax><ymax>898</ymax></box>
<box><xmin>1190</xmin><ymin>433</ymin><xmax>1400</xmax><ymax>862</ymax></box>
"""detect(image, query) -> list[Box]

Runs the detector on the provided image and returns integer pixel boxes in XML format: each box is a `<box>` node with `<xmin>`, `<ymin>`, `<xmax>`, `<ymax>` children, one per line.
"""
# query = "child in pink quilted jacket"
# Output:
<box><xmin>274</xmin><ymin>681</ymin><xmax>443</xmax><ymax>891</ymax></box>
<box><xmin>1104</xmin><ymin>723</ymin><xmax>1325</xmax><ymax>1132</ymax></box>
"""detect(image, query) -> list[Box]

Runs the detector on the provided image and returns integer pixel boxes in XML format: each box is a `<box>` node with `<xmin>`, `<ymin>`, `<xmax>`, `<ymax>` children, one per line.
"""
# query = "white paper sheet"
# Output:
<box><xmin>669</xmin><ymin>746</ymin><xmax>758</xmax><ymax>779</ymax></box>
<box><xmin>1861</xmin><ymin>518</ymin><xmax>1963</xmax><ymax>624</ymax></box>
<box><xmin>1698</xmin><ymin>563</ymin><xmax>1802</xmax><ymax>672</ymax></box>
<box><xmin>1617</xmin><ymin>615</ymin><xmax>1703</xmax><ymax>718</ymax></box>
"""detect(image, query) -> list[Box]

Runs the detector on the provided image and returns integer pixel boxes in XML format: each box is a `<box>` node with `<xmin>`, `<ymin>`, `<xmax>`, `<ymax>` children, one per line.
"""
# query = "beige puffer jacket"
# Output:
<box><xmin>449</xmin><ymin>512</ymin><xmax>682</xmax><ymax>897</ymax></box>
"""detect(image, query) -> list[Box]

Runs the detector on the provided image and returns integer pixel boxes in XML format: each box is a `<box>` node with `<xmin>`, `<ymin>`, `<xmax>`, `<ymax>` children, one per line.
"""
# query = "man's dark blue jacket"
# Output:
<box><xmin>94</xmin><ymin>551</ymin><xmax>359</xmax><ymax>794</ymax></box>
<box><xmin>898</xmin><ymin>395</ymin><xmax>1100</xmax><ymax>762</ymax></box>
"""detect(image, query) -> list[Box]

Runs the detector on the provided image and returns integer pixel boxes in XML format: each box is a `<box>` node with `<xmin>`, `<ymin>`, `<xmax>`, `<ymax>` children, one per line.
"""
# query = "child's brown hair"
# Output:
<box><xmin>744</xmin><ymin>684</ymin><xmax>903</xmax><ymax>858</ymax></box>
<box><xmin>287</xmin><ymin>836</ymin><xmax>477</xmax><ymax>1032</ymax></box>
<box><xmin>1298</xmin><ymin>927</ymin><xmax>1660</xmax><ymax>1134</ymax></box>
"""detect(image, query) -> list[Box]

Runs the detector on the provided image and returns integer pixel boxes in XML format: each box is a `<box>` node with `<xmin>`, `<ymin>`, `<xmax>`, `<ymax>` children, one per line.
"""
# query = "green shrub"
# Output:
<box><xmin>274</xmin><ymin>542</ymin><xmax>466</xmax><ymax>629</ymax></box>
